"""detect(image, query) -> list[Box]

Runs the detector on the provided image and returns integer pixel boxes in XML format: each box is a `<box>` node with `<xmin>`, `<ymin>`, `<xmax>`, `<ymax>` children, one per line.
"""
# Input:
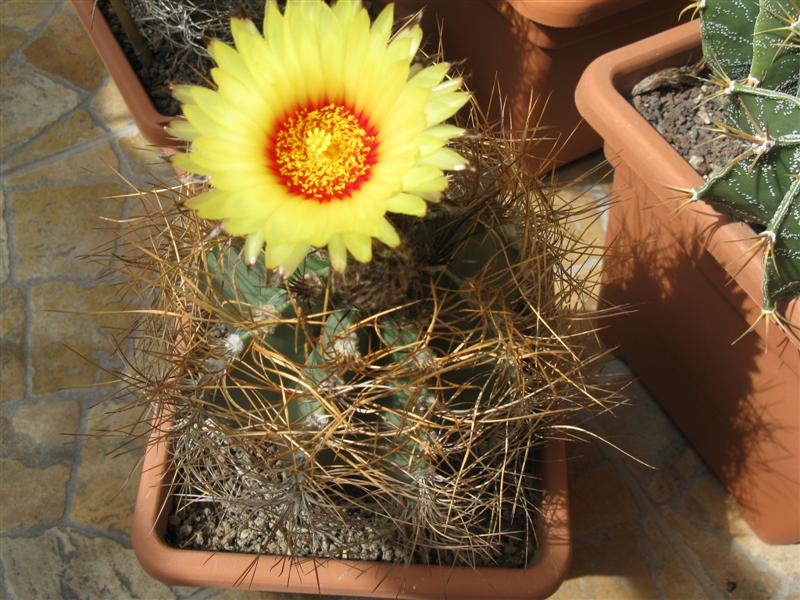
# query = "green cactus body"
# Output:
<box><xmin>693</xmin><ymin>0</ymin><xmax>800</xmax><ymax>312</ymax></box>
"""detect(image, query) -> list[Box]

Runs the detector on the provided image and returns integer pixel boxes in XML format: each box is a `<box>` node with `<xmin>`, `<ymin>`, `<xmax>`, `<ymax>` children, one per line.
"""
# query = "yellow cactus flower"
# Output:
<box><xmin>169</xmin><ymin>0</ymin><xmax>470</xmax><ymax>275</ymax></box>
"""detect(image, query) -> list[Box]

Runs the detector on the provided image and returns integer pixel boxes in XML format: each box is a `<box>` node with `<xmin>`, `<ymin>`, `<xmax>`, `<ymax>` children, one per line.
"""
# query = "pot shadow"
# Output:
<box><xmin>558</xmin><ymin>189</ymin><xmax>797</xmax><ymax>596</ymax></box>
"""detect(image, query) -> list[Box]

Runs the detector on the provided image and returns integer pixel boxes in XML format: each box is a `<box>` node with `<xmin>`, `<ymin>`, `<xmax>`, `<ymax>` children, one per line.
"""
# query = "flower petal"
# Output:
<box><xmin>386</xmin><ymin>193</ymin><xmax>427</xmax><ymax>216</ymax></box>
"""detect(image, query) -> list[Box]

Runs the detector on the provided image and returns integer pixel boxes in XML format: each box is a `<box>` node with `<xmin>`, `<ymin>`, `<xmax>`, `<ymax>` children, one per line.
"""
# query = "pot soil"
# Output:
<box><xmin>575</xmin><ymin>20</ymin><xmax>800</xmax><ymax>545</ymax></box>
<box><xmin>132</xmin><ymin>422</ymin><xmax>571</xmax><ymax>599</ymax></box>
<box><xmin>631</xmin><ymin>74</ymin><xmax>742</xmax><ymax>178</ymax></box>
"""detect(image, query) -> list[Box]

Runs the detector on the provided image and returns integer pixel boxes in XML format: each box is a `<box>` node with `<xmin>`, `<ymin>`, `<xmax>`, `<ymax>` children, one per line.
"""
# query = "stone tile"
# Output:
<box><xmin>8</xmin><ymin>140</ymin><xmax>119</xmax><ymax>185</ymax></box>
<box><xmin>71</xmin><ymin>403</ymin><xmax>144</xmax><ymax>534</ymax></box>
<box><xmin>661</xmin><ymin>505</ymin><xmax>781</xmax><ymax>598</ymax></box>
<box><xmin>570</xmin><ymin>461</ymin><xmax>639</xmax><ymax>538</ymax></box>
<box><xmin>91</xmin><ymin>78</ymin><xmax>134</xmax><ymax>132</ymax></box>
<box><xmin>0</xmin><ymin>0</ymin><xmax>53</xmax><ymax>32</ymax></box>
<box><xmin>656</xmin><ymin>553</ymin><xmax>709</xmax><ymax>599</ymax></box>
<box><xmin>23</xmin><ymin>4</ymin><xmax>106</xmax><ymax>91</ymax></box>
<box><xmin>593</xmin><ymin>376</ymin><xmax>681</xmax><ymax>469</ymax></box>
<box><xmin>638</xmin><ymin>516</ymin><xmax>710</xmax><ymax>599</ymax></box>
<box><xmin>0</xmin><ymin>189</ymin><xmax>8</xmax><ymax>283</ymax></box>
<box><xmin>555</xmin><ymin>531</ymin><xmax>658</xmax><ymax>599</ymax></box>
<box><xmin>681</xmin><ymin>471</ymin><xmax>752</xmax><ymax>538</ymax></box>
<box><xmin>0</xmin><ymin>25</ymin><xmax>26</xmax><ymax>62</ymax></box>
<box><xmin>6</xmin><ymin>109</ymin><xmax>106</xmax><ymax>170</ymax></box>
<box><xmin>11</xmin><ymin>398</ymin><xmax>80</xmax><ymax>447</ymax></box>
<box><xmin>641</xmin><ymin>446</ymin><xmax>705</xmax><ymax>505</ymax></box>
<box><xmin>679</xmin><ymin>471</ymin><xmax>800</xmax><ymax>584</ymax></box>
<box><xmin>0</xmin><ymin>527</ymin><xmax>177</xmax><ymax>599</ymax></box>
<box><xmin>13</xmin><ymin>182</ymin><xmax>124</xmax><ymax>281</ymax></box>
<box><xmin>0</xmin><ymin>285</ymin><xmax>25</xmax><ymax>402</ymax></box>
<box><xmin>0</xmin><ymin>458</ymin><xmax>69</xmax><ymax>529</ymax></box>
<box><xmin>0</xmin><ymin>58</ymin><xmax>80</xmax><ymax>157</ymax></box>
<box><xmin>30</xmin><ymin>280</ymin><xmax>130</xmax><ymax>395</ymax></box>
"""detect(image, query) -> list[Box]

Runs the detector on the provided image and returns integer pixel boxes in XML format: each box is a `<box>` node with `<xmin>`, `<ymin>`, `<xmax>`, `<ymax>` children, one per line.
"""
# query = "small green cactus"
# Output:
<box><xmin>684</xmin><ymin>0</ymin><xmax>800</xmax><ymax>317</ymax></box>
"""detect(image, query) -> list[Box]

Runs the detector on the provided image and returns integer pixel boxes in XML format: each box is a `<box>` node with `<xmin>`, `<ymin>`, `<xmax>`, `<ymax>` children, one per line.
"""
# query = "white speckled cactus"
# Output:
<box><xmin>684</xmin><ymin>0</ymin><xmax>799</xmax><ymax>315</ymax></box>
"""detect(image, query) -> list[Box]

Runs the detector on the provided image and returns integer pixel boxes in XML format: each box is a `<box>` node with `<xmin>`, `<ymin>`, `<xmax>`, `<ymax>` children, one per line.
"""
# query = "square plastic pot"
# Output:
<box><xmin>575</xmin><ymin>20</ymin><xmax>800</xmax><ymax>544</ymax></box>
<box><xmin>132</xmin><ymin>422</ymin><xmax>572</xmax><ymax>599</ymax></box>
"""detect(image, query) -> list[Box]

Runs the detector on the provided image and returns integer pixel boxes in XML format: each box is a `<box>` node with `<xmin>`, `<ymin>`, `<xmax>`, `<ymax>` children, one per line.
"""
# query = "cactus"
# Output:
<box><xmin>106</xmin><ymin>0</ymin><xmax>614</xmax><ymax>568</ymax></box>
<box><xmin>685</xmin><ymin>0</ymin><xmax>800</xmax><ymax>318</ymax></box>
<box><xmin>110</xmin><ymin>118</ymin><xmax>614</xmax><ymax>566</ymax></box>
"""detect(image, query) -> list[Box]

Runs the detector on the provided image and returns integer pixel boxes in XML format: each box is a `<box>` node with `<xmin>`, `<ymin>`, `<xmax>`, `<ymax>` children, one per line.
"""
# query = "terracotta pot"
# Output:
<box><xmin>575</xmin><ymin>21</ymin><xmax>800</xmax><ymax>544</ymax></box>
<box><xmin>388</xmin><ymin>0</ymin><xmax>688</xmax><ymax>173</ymax></box>
<box><xmin>71</xmin><ymin>0</ymin><xmax>175</xmax><ymax>147</ymax></box>
<box><xmin>131</xmin><ymin>423</ymin><xmax>571</xmax><ymax>599</ymax></box>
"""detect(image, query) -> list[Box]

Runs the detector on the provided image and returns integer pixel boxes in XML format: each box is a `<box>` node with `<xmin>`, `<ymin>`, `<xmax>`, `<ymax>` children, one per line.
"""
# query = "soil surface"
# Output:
<box><xmin>631</xmin><ymin>71</ymin><xmax>743</xmax><ymax>177</ymax></box>
<box><xmin>169</xmin><ymin>487</ymin><xmax>532</xmax><ymax>568</ymax></box>
<box><xmin>165</xmin><ymin>421</ymin><xmax>534</xmax><ymax>568</ymax></box>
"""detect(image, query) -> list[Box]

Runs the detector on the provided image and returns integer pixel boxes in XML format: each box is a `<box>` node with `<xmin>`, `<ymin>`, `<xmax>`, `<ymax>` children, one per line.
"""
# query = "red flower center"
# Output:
<box><xmin>270</xmin><ymin>102</ymin><xmax>378</xmax><ymax>202</ymax></box>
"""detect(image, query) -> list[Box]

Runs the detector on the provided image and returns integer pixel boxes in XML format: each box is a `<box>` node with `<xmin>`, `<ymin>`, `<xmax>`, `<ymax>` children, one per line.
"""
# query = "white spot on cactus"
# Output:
<box><xmin>751</xmin><ymin>134</ymin><xmax>775</xmax><ymax>157</ymax></box>
<box><xmin>223</xmin><ymin>332</ymin><xmax>244</xmax><ymax>357</ymax></box>
<box><xmin>413</xmin><ymin>346</ymin><xmax>436</xmax><ymax>371</ymax></box>
<box><xmin>317</xmin><ymin>373</ymin><xmax>345</xmax><ymax>391</ymax></box>
<box><xmin>723</xmin><ymin>80</ymin><xmax>737</xmax><ymax>95</ymax></box>
<box><xmin>332</xmin><ymin>332</ymin><xmax>360</xmax><ymax>362</ymax></box>
<box><xmin>745</xmin><ymin>75</ymin><xmax>761</xmax><ymax>87</ymax></box>
<box><xmin>414</xmin><ymin>391</ymin><xmax>436</xmax><ymax>414</ymax></box>
<box><xmin>203</xmin><ymin>357</ymin><xmax>226</xmax><ymax>374</ymax></box>
<box><xmin>760</xmin><ymin>229</ymin><xmax>777</xmax><ymax>246</ymax></box>
<box><xmin>254</xmin><ymin>303</ymin><xmax>282</xmax><ymax>336</ymax></box>
<box><xmin>303</xmin><ymin>411</ymin><xmax>331</xmax><ymax>430</ymax></box>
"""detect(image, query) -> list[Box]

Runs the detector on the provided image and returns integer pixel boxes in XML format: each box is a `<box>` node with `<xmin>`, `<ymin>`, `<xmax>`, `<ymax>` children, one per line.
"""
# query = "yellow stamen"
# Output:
<box><xmin>273</xmin><ymin>103</ymin><xmax>376</xmax><ymax>201</ymax></box>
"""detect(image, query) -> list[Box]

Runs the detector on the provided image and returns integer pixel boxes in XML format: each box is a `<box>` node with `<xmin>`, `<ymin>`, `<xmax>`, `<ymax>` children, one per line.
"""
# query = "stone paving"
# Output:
<box><xmin>1</xmin><ymin>1</ymin><xmax>799</xmax><ymax>599</ymax></box>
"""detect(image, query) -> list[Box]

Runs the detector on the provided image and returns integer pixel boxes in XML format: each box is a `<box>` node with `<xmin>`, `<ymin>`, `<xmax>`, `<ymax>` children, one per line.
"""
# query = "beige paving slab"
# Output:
<box><xmin>0</xmin><ymin>57</ymin><xmax>80</xmax><ymax>157</ymax></box>
<box><xmin>30</xmin><ymin>280</ymin><xmax>130</xmax><ymax>395</ymax></box>
<box><xmin>91</xmin><ymin>78</ymin><xmax>136</xmax><ymax>132</ymax></box>
<box><xmin>0</xmin><ymin>24</ymin><xmax>26</xmax><ymax>62</ymax></box>
<box><xmin>6</xmin><ymin>109</ymin><xmax>106</xmax><ymax>171</ymax></box>
<box><xmin>11</xmin><ymin>397</ymin><xmax>81</xmax><ymax>447</ymax></box>
<box><xmin>0</xmin><ymin>0</ymin><xmax>54</xmax><ymax>32</ymax></box>
<box><xmin>0</xmin><ymin>527</ymin><xmax>178</xmax><ymax>599</ymax></box>
<box><xmin>8</xmin><ymin>139</ymin><xmax>120</xmax><ymax>185</ymax></box>
<box><xmin>0</xmin><ymin>285</ymin><xmax>25</xmax><ymax>402</ymax></box>
<box><xmin>0</xmin><ymin>458</ymin><xmax>69</xmax><ymax>530</ymax></box>
<box><xmin>0</xmin><ymin>189</ymin><xmax>8</xmax><ymax>283</ymax></box>
<box><xmin>24</xmin><ymin>3</ymin><xmax>106</xmax><ymax>92</ymax></box>
<box><xmin>70</xmin><ymin>402</ymin><xmax>145</xmax><ymax>534</ymax></box>
<box><xmin>12</xmin><ymin>181</ymin><xmax>124</xmax><ymax>281</ymax></box>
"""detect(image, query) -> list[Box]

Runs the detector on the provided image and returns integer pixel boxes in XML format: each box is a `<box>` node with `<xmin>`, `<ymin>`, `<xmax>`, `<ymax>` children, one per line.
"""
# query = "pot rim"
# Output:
<box><xmin>131</xmin><ymin>414</ymin><xmax>571</xmax><ymax>599</ymax></box>
<box><xmin>575</xmin><ymin>19</ymin><xmax>800</xmax><ymax>337</ymax></box>
<box><xmin>71</xmin><ymin>0</ymin><xmax>177</xmax><ymax>148</ymax></box>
